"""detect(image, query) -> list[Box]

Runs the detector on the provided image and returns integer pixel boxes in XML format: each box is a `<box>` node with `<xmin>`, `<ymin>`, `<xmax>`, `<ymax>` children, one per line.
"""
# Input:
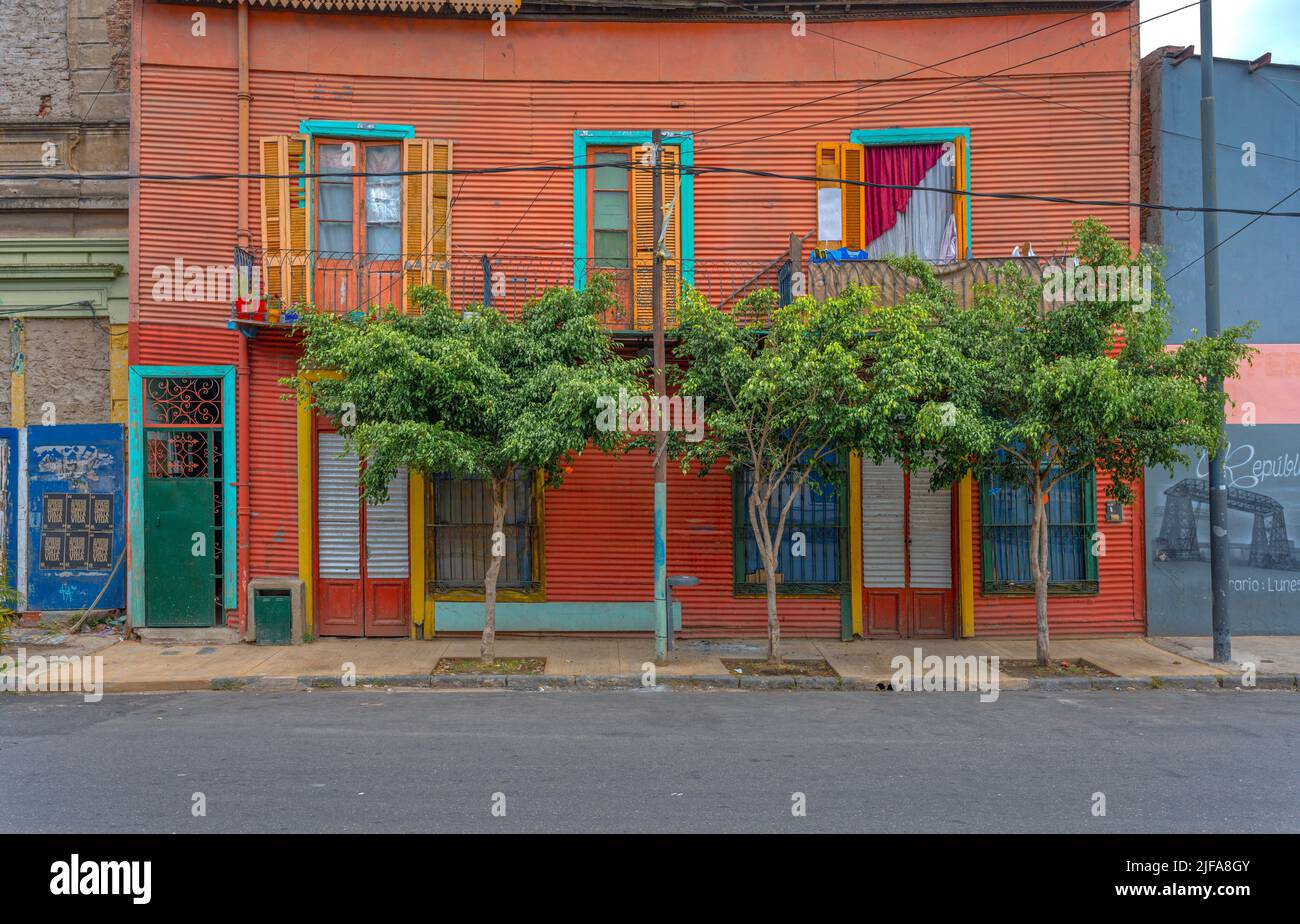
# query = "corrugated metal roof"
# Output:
<box><xmin>163</xmin><ymin>0</ymin><xmax>1120</xmax><ymax>20</ymax></box>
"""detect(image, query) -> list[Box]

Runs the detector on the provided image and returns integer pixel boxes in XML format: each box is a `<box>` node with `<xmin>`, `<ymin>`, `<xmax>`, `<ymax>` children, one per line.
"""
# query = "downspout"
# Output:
<box><xmin>235</xmin><ymin>0</ymin><xmax>252</xmax><ymax>632</ymax></box>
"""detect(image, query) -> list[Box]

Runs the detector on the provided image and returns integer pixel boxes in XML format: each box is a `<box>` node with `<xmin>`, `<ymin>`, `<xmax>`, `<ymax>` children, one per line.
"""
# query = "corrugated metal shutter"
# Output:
<box><xmin>909</xmin><ymin>468</ymin><xmax>951</xmax><ymax>589</ymax></box>
<box><xmin>248</xmin><ymin>333</ymin><xmax>300</xmax><ymax>576</ymax></box>
<box><xmin>862</xmin><ymin>460</ymin><xmax>904</xmax><ymax>586</ymax></box>
<box><xmin>365</xmin><ymin>467</ymin><xmax>409</xmax><ymax>578</ymax></box>
<box><xmin>317</xmin><ymin>432</ymin><xmax>359</xmax><ymax>578</ymax></box>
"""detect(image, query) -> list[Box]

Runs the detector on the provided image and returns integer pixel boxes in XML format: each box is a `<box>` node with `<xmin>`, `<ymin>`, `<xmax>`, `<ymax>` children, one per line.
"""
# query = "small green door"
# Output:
<box><xmin>143</xmin><ymin>427</ymin><xmax>219</xmax><ymax>627</ymax></box>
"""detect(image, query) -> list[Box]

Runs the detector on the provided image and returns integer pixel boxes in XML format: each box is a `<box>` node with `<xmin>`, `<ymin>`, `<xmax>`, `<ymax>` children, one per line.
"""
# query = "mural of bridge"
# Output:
<box><xmin>1154</xmin><ymin>477</ymin><xmax>1299</xmax><ymax>570</ymax></box>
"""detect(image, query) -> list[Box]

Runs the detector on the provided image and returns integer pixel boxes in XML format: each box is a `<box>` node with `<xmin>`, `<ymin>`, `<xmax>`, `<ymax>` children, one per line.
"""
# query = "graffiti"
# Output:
<box><xmin>33</xmin><ymin>445</ymin><xmax>114</xmax><ymax>491</ymax></box>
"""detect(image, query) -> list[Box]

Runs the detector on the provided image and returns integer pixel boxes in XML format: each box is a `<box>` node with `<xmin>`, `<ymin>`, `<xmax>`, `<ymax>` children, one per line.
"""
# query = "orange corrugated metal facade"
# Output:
<box><xmin>133</xmin><ymin>1</ymin><xmax>1143</xmax><ymax>637</ymax></box>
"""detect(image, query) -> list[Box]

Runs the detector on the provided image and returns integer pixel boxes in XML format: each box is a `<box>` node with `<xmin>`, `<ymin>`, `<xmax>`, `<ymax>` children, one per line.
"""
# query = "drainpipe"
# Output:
<box><xmin>235</xmin><ymin>0</ymin><xmax>252</xmax><ymax>633</ymax></box>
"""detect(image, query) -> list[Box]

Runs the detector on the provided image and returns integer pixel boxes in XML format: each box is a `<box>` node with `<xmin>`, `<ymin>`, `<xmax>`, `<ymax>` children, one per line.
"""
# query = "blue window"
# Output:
<box><xmin>980</xmin><ymin>468</ymin><xmax>1099</xmax><ymax>593</ymax></box>
<box><xmin>733</xmin><ymin>455</ymin><xmax>847</xmax><ymax>593</ymax></box>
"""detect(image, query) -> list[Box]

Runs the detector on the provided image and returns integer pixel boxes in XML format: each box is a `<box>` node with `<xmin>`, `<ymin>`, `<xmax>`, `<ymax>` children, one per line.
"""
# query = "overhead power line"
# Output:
<box><xmin>694</xmin><ymin>0</ymin><xmax>1134</xmax><ymax>138</ymax></box>
<box><xmin>10</xmin><ymin>159</ymin><xmax>1300</xmax><ymax>218</ymax></box>
<box><xmin>702</xmin><ymin>1</ymin><xmax>1200</xmax><ymax>153</ymax></box>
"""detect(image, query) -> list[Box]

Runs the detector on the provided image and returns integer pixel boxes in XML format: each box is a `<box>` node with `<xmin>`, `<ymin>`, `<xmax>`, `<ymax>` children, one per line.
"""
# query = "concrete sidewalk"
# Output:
<box><xmin>41</xmin><ymin>632</ymin><xmax>1296</xmax><ymax>694</ymax></box>
<box><xmin>1149</xmin><ymin>635</ymin><xmax>1300</xmax><ymax>678</ymax></box>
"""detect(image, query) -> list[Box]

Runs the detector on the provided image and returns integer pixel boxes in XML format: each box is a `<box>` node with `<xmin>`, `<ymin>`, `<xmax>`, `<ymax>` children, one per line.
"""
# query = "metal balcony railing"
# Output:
<box><xmin>230</xmin><ymin>246</ymin><xmax>795</xmax><ymax>333</ymax></box>
<box><xmin>807</xmin><ymin>255</ymin><xmax>1072</xmax><ymax>309</ymax></box>
<box><xmin>229</xmin><ymin>247</ymin><xmax>1071</xmax><ymax>332</ymax></box>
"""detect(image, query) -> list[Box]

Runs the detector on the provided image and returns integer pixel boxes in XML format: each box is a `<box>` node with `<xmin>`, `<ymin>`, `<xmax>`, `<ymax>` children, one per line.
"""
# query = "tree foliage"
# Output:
<box><xmin>673</xmin><ymin>285</ymin><xmax>927</xmax><ymax>663</ymax></box>
<box><xmin>874</xmin><ymin>218</ymin><xmax>1255</xmax><ymax>662</ymax></box>
<box><xmin>292</xmin><ymin>274</ymin><xmax>647</xmax><ymax>660</ymax></box>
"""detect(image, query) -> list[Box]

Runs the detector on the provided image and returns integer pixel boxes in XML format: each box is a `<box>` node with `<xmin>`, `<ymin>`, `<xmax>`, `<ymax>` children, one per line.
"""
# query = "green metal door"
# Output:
<box><xmin>143</xmin><ymin>425</ymin><xmax>221</xmax><ymax>627</ymax></box>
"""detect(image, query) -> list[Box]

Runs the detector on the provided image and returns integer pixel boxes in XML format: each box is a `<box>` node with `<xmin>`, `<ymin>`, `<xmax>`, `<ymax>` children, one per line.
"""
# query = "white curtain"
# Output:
<box><xmin>869</xmin><ymin>158</ymin><xmax>956</xmax><ymax>262</ymax></box>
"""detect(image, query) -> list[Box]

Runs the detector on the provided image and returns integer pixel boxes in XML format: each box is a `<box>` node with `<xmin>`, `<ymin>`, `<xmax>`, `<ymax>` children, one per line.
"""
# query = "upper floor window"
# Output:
<box><xmin>317</xmin><ymin>141</ymin><xmax>402</xmax><ymax>260</ymax></box>
<box><xmin>816</xmin><ymin>129</ymin><xmax>969</xmax><ymax>262</ymax></box>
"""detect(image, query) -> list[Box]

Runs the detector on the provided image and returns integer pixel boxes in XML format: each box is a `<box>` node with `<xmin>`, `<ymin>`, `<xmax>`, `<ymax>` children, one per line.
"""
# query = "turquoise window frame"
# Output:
<box><xmin>128</xmin><ymin>365</ymin><xmax>238</xmax><ymax>625</ymax></box>
<box><xmin>297</xmin><ymin>121</ymin><xmax>417</xmax><ymax>258</ymax></box>
<box><xmin>849</xmin><ymin>126</ymin><xmax>972</xmax><ymax>252</ymax></box>
<box><xmin>572</xmin><ymin>130</ymin><xmax>695</xmax><ymax>290</ymax></box>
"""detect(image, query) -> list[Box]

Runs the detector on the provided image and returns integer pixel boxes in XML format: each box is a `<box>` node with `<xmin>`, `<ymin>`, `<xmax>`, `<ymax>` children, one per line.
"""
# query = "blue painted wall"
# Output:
<box><xmin>1146</xmin><ymin>54</ymin><xmax>1300</xmax><ymax>635</ymax></box>
<box><xmin>1152</xmin><ymin>55</ymin><xmax>1300</xmax><ymax>343</ymax></box>
<box><xmin>25</xmin><ymin>424</ymin><xmax>126</xmax><ymax>612</ymax></box>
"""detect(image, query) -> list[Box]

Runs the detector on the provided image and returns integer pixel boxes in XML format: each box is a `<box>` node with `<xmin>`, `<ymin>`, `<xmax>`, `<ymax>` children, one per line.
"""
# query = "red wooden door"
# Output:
<box><xmin>314</xmin><ymin>423</ymin><xmax>409</xmax><ymax>637</ymax></box>
<box><xmin>861</xmin><ymin>460</ymin><xmax>955</xmax><ymax>638</ymax></box>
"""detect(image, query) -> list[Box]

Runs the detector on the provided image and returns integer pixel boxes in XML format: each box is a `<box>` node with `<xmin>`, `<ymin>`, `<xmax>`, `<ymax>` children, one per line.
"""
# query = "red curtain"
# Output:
<box><xmin>863</xmin><ymin>143</ymin><xmax>944</xmax><ymax>246</ymax></box>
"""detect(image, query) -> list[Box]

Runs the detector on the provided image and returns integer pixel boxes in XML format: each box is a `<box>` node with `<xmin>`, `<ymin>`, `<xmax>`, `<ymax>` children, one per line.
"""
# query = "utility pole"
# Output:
<box><xmin>651</xmin><ymin>129</ymin><xmax>668</xmax><ymax>662</ymax></box>
<box><xmin>1198</xmin><ymin>1</ymin><xmax>1231</xmax><ymax>662</ymax></box>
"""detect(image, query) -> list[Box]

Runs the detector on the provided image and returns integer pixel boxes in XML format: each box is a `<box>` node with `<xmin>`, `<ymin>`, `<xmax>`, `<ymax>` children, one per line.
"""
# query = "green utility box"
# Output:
<box><xmin>253</xmin><ymin>589</ymin><xmax>293</xmax><ymax>645</ymax></box>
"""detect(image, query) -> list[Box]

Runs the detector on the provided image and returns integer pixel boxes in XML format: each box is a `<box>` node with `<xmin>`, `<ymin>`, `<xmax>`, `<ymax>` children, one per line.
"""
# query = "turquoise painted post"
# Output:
<box><xmin>654</xmin><ymin>481</ymin><xmax>667</xmax><ymax>660</ymax></box>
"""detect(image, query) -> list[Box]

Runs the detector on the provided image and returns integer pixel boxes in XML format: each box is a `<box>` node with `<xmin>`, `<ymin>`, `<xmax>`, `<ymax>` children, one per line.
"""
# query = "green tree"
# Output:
<box><xmin>293</xmin><ymin>275</ymin><xmax>646</xmax><ymax>663</ymax></box>
<box><xmin>674</xmin><ymin>286</ymin><xmax>921</xmax><ymax>665</ymax></box>
<box><xmin>880</xmin><ymin>218</ymin><xmax>1254</xmax><ymax>664</ymax></box>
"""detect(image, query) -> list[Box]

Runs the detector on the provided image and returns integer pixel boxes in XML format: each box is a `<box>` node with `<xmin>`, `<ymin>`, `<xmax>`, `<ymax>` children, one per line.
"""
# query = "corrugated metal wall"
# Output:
<box><xmin>136</xmin><ymin>3</ymin><xmax>1140</xmax><ymax>636</ymax></box>
<box><xmin>971</xmin><ymin>470</ymin><xmax>1144</xmax><ymax>637</ymax></box>
<box><xmin>545</xmin><ymin>447</ymin><xmax>842</xmax><ymax>636</ymax></box>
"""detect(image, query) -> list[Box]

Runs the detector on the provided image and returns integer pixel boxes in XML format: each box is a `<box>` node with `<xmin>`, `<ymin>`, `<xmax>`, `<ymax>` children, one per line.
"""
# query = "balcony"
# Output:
<box><xmin>230</xmin><ymin>246</ymin><xmax>1072</xmax><ymax>334</ymax></box>
<box><xmin>807</xmin><ymin>255</ymin><xmax>1070</xmax><ymax>309</ymax></box>
<box><xmin>231</xmin><ymin>246</ymin><xmax>793</xmax><ymax>335</ymax></box>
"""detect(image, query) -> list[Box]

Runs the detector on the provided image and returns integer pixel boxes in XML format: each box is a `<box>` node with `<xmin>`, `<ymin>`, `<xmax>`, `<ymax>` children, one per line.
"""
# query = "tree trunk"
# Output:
<box><xmin>1029</xmin><ymin>480</ymin><xmax>1051</xmax><ymax>666</ymax></box>
<box><xmin>750</xmin><ymin>487</ymin><xmax>782</xmax><ymax>666</ymax></box>
<box><xmin>481</xmin><ymin>475</ymin><xmax>507</xmax><ymax>665</ymax></box>
<box><xmin>764</xmin><ymin>552</ymin><xmax>781</xmax><ymax>666</ymax></box>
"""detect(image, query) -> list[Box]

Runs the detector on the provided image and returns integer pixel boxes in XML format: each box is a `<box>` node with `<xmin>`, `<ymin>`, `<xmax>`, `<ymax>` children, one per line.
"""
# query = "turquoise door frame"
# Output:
<box><xmin>128</xmin><ymin>365</ymin><xmax>238</xmax><ymax>627</ymax></box>
<box><xmin>572</xmin><ymin>130</ymin><xmax>695</xmax><ymax>290</ymax></box>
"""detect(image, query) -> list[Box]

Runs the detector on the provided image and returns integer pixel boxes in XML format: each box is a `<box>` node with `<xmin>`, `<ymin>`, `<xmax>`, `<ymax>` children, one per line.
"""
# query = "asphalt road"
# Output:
<box><xmin>2</xmin><ymin>688</ymin><xmax>1297</xmax><ymax>833</ymax></box>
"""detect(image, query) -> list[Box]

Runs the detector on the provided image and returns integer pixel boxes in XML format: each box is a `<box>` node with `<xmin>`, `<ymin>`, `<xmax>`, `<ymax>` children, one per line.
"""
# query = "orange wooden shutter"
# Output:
<box><xmin>631</xmin><ymin>145</ymin><xmax>681</xmax><ymax>330</ymax></box>
<box><xmin>815</xmin><ymin>142</ymin><xmax>864</xmax><ymax>251</ymax></box>
<box><xmin>815</xmin><ymin>142</ymin><xmax>842</xmax><ymax>252</ymax></box>
<box><xmin>401</xmin><ymin>138</ymin><xmax>427</xmax><ymax>308</ymax></box>
<box><xmin>258</xmin><ymin>134</ymin><xmax>311</xmax><ymax>309</ymax></box>
<box><xmin>840</xmin><ymin>143</ymin><xmax>866</xmax><ymax>251</ymax></box>
<box><xmin>953</xmin><ymin>134</ymin><xmax>969</xmax><ymax>260</ymax></box>
<box><xmin>401</xmin><ymin>138</ymin><xmax>452</xmax><ymax>310</ymax></box>
<box><xmin>428</xmin><ymin>139</ymin><xmax>452</xmax><ymax>296</ymax></box>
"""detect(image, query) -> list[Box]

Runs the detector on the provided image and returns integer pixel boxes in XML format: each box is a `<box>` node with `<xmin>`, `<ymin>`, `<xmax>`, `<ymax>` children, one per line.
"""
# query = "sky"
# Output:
<box><xmin>1139</xmin><ymin>0</ymin><xmax>1300</xmax><ymax>64</ymax></box>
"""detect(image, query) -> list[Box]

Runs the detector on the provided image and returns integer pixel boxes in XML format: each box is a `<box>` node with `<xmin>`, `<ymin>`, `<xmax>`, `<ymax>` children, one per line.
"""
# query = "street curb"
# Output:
<box><xmin>1027</xmin><ymin>676</ymin><xmax>1093</xmax><ymax>691</ymax></box>
<box><xmin>23</xmin><ymin>670</ymin><xmax>1300</xmax><ymax>696</ymax></box>
<box><xmin>1091</xmin><ymin>676</ymin><xmax>1153</xmax><ymax>690</ymax></box>
<box><xmin>505</xmin><ymin>674</ymin><xmax>573</xmax><ymax>690</ymax></box>
<box><xmin>668</xmin><ymin>674</ymin><xmax>740</xmax><ymax>688</ymax></box>
<box><xmin>1148</xmin><ymin>675</ymin><xmax>1224</xmax><ymax>690</ymax></box>
<box><xmin>737</xmin><ymin>674</ymin><xmax>797</xmax><ymax>690</ymax></box>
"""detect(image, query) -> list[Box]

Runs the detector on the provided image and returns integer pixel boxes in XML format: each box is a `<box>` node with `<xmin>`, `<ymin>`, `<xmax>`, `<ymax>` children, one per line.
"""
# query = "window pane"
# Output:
<box><xmin>593</xmin><ymin>191</ymin><xmax>628</xmax><ymax>231</ymax></box>
<box><xmin>318</xmin><ymin>221</ymin><xmax>352</xmax><ymax>254</ymax></box>
<box><xmin>366</xmin><ymin>180</ymin><xmax>401</xmax><ymax>224</ymax></box>
<box><xmin>738</xmin><ymin>457</ymin><xmax>843</xmax><ymax>586</ymax></box>
<box><xmin>594</xmin><ymin>151</ymin><xmax>628</xmax><ymax>189</ymax></box>
<box><xmin>982</xmin><ymin>470</ymin><xmax>1090</xmax><ymax>588</ymax></box>
<box><xmin>594</xmin><ymin>231</ymin><xmax>628</xmax><ymax>268</ymax></box>
<box><xmin>366</xmin><ymin>223</ymin><xmax>400</xmax><ymax>259</ymax></box>
<box><xmin>367</xmin><ymin>143</ymin><xmax>400</xmax><ymax>174</ymax></box>
<box><xmin>318</xmin><ymin>181</ymin><xmax>352</xmax><ymax>222</ymax></box>
<box><xmin>430</xmin><ymin>471</ymin><xmax>534</xmax><ymax>589</ymax></box>
<box><xmin>319</xmin><ymin>143</ymin><xmax>352</xmax><ymax>173</ymax></box>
